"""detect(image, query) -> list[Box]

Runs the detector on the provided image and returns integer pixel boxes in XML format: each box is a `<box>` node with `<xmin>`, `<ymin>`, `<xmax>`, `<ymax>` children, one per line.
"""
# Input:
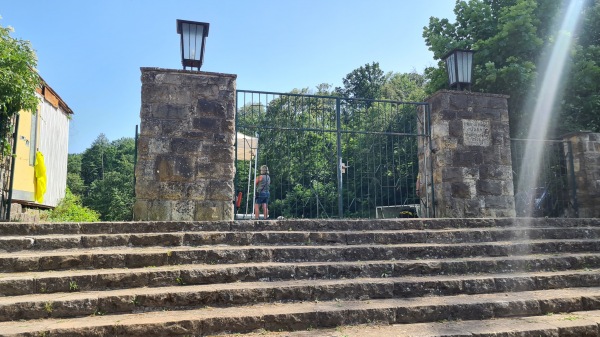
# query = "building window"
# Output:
<box><xmin>29</xmin><ymin>110</ymin><xmax>38</xmax><ymax>166</ymax></box>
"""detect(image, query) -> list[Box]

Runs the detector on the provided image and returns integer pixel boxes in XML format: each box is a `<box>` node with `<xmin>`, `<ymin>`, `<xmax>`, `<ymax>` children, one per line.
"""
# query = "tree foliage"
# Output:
<box><xmin>0</xmin><ymin>20</ymin><xmax>40</xmax><ymax>154</ymax></box>
<box><xmin>422</xmin><ymin>0</ymin><xmax>599</xmax><ymax>136</ymax></box>
<box><xmin>48</xmin><ymin>188</ymin><xmax>100</xmax><ymax>222</ymax></box>
<box><xmin>67</xmin><ymin>154</ymin><xmax>86</xmax><ymax>196</ymax></box>
<box><xmin>561</xmin><ymin>1</ymin><xmax>600</xmax><ymax>133</ymax></box>
<box><xmin>68</xmin><ymin>134</ymin><xmax>135</xmax><ymax>221</ymax></box>
<box><xmin>335</xmin><ymin>62</ymin><xmax>386</xmax><ymax>100</ymax></box>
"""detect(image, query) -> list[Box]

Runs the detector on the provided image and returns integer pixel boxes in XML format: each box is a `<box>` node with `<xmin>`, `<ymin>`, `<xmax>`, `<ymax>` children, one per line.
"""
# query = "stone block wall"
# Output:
<box><xmin>9</xmin><ymin>203</ymin><xmax>47</xmax><ymax>222</ymax></box>
<box><xmin>134</xmin><ymin>68</ymin><xmax>236</xmax><ymax>221</ymax></box>
<box><xmin>563</xmin><ymin>132</ymin><xmax>600</xmax><ymax>218</ymax></box>
<box><xmin>419</xmin><ymin>90</ymin><xmax>516</xmax><ymax>218</ymax></box>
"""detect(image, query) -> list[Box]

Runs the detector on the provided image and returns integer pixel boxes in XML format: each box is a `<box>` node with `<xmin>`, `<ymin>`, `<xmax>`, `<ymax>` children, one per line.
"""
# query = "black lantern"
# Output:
<box><xmin>176</xmin><ymin>20</ymin><xmax>210</xmax><ymax>71</ymax></box>
<box><xmin>442</xmin><ymin>49</ymin><xmax>475</xmax><ymax>90</ymax></box>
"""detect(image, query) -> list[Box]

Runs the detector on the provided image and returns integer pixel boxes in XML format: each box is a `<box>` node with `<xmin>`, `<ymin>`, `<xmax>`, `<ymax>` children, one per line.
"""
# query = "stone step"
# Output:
<box><xmin>1</xmin><ymin>218</ymin><xmax>598</xmax><ymax>236</ymax></box>
<box><xmin>1</xmin><ymin>252</ymin><xmax>598</xmax><ymax>296</ymax></box>
<box><xmin>0</xmin><ymin>287</ymin><xmax>599</xmax><ymax>336</ymax></box>
<box><xmin>0</xmin><ymin>269</ymin><xmax>598</xmax><ymax>322</ymax></box>
<box><xmin>2</xmin><ymin>227</ymin><xmax>600</xmax><ymax>252</ymax></box>
<box><xmin>1</xmin><ymin>239</ymin><xmax>599</xmax><ymax>273</ymax></box>
<box><xmin>208</xmin><ymin>310</ymin><xmax>600</xmax><ymax>336</ymax></box>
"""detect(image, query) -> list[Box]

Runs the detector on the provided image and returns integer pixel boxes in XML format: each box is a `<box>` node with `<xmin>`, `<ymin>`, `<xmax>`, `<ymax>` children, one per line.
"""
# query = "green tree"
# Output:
<box><xmin>70</xmin><ymin>135</ymin><xmax>135</xmax><ymax>221</ymax></box>
<box><xmin>0</xmin><ymin>20</ymin><xmax>40</xmax><ymax>154</ymax></box>
<box><xmin>382</xmin><ymin>72</ymin><xmax>428</xmax><ymax>102</ymax></box>
<box><xmin>560</xmin><ymin>1</ymin><xmax>600</xmax><ymax>133</ymax></box>
<box><xmin>422</xmin><ymin>0</ymin><xmax>568</xmax><ymax>137</ymax></box>
<box><xmin>85</xmin><ymin>170</ymin><xmax>134</xmax><ymax>221</ymax></box>
<box><xmin>335</xmin><ymin>62</ymin><xmax>386</xmax><ymax>100</ymax></box>
<box><xmin>66</xmin><ymin>154</ymin><xmax>86</xmax><ymax>197</ymax></box>
<box><xmin>80</xmin><ymin>134</ymin><xmax>110</xmax><ymax>186</ymax></box>
<box><xmin>48</xmin><ymin>188</ymin><xmax>100</xmax><ymax>222</ymax></box>
<box><xmin>83</xmin><ymin>137</ymin><xmax>135</xmax><ymax>221</ymax></box>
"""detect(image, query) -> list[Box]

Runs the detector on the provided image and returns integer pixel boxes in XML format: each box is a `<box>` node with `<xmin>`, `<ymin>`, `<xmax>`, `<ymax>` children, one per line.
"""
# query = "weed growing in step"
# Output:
<box><xmin>130</xmin><ymin>295</ymin><xmax>140</xmax><ymax>306</ymax></box>
<box><xmin>69</xmin><ymin>281</ymin><xmax>79</xmax><ymax>292</ymax></box>
<box><xmin>93</xmin><ymin>309</ymin><xmax>105</xmax><ymax>316</ymax></box>
<box><xmin>176</xmin><ymin>277</ymin><xmax>186</xmax><ymax>285</ymax></box>
<box><xmin>564</xmin><ymin>315</ymin><xmax>580</xmax><ymax>321</ymax></box>
<box><xmin>44</xmin><ymin>301</ymin><xmax>53</xmax><ymax>314</ymax></box>
<box><xmin>36</xmin><ymin>331</ymin><xmax>49</xmax><ymax>337</ymax></box>
<box><xmin>166</xmin><ymin>250</ymin><xmax>173</xmax><ymax>257</ymax></box>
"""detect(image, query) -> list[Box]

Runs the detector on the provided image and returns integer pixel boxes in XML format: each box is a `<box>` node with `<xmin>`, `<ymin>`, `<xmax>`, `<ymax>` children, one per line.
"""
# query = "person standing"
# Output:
<box><xmin>254</xmin><ymin>165</ymin><xmax>271</xmax><ymax>219</ymax></box>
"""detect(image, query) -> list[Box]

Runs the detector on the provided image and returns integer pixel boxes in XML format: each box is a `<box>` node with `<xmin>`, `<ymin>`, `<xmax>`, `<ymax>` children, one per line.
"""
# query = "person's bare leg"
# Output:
<box><xmin>254</xmin><ymin>203</ymin><xmax>260</xmax><ymax>219</ymax></box>
<box><xmin>262</xmin><ymin>204</ymin><xmax>268</xmax><ymax>219</ymax></box>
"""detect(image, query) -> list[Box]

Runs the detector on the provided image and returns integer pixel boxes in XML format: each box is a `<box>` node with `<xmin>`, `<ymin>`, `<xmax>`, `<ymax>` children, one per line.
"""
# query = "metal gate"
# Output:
<box><xmin>235</xmin><ymin>90</ymin><xmax>431</xmax><ymax>219</ymax></box>
<box><xmin>511</xmin><ymin>138</ymin><xmax>578</xmax><ymax>218</ymax></box>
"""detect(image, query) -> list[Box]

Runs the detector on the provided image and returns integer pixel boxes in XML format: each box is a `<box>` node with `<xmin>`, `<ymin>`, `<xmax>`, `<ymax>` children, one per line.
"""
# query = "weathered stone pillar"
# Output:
<box><xmin>562</xmin><ymin>132</ymin><xmax>600</xmax><ymax>218</ymax></box>
<box><xmin>419</xmin><ymin>90</ymin><xmax>515</xmax><ymax>218</ymax></box>
<box><xmin>134</xmin><ymin>68</ymin><xmax>236</xmax><ymax>221</ymax></box>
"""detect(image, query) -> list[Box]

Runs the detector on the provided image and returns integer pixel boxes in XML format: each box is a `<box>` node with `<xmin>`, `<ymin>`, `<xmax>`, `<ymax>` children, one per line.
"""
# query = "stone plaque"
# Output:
<box><xmin>463</xmin><ymin>119</ymin><xmax>490</xmax><ymax>146</ymax></box>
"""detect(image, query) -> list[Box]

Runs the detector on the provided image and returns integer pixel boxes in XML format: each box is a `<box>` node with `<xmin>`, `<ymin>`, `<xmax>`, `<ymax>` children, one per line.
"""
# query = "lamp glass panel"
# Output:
<box><xmin>193</xmin><ymin>25</ymin><xmax>204</xmax><ymax>61</ymax></box>
<box><xmin>445</xmin><ymin>53</ymin><xmax>456</xmax><ymax>85</ymax></box>
<box><xmin>456</xmin><ymin>50</ymin><xmax>473</xmax><ymax>83</ymax></box>
<box><xmin>182</xmin><ymin>22</ymin><xmax>191</xmax><ymax>61</ymax></box>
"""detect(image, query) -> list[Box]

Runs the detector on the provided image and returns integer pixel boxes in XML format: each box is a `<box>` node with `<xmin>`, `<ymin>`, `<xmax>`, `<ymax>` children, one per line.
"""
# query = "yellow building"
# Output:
<box><xmin>11</xmin><ymin>78</ymin><xmax>73</xmax><ymax>220</ymax></box>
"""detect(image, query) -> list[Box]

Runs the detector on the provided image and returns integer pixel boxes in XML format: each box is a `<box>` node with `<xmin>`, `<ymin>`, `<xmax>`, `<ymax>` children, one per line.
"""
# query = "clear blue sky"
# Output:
<box><xmin>2</xmin><ymin>1</ymin><xmax>456</xmax><ymax>154</ymax></box>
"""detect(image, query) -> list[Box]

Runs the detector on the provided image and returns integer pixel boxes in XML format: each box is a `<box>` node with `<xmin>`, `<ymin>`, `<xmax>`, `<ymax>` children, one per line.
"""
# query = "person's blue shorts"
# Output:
<box><xmin>255</xmin><ymin>191</ymin><xmax>270</xmax><ymax>204</ymax></box>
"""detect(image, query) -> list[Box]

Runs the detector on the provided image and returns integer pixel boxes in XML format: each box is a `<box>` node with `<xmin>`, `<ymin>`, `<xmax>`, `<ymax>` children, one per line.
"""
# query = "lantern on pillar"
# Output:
<box><xmin>176</xmin><ymin>19</ymin><xmax>210</xmax><ymax>71</ymax></box>
<box><xmin>442</xmin><ymin>49</ymin><xmax>475</xmax><ymax>90</ymax></box>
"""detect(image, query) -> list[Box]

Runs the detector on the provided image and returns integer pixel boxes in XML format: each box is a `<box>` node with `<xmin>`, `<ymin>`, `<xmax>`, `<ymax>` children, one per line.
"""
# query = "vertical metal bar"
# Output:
<box><xmin>134</xmin><ymin>124</ymin><xmax>138</xmax><ymax>198</ymax></box>
<box><xmin>336</xmin><ymin>98</ymin><xmax>343</xmax><ymax>218</ymax></box>
<box><xmin>234</xmin><ymin>91</ymin><xmax>240</xmax><ymax>218</ymax></box>
<box><xmin>566</xmin><ymin>140</ymin><xmax>579</xmax><ymax>217</ymax></box>
<box><xmin>6</xmin><ymin>114</ymin><xmax>19</xmax><ymax>221</ymax></box>
<box><xmin>252</xmin><ymin>133</ymin><xmax>259</xmax><ymax>218</ymax></box>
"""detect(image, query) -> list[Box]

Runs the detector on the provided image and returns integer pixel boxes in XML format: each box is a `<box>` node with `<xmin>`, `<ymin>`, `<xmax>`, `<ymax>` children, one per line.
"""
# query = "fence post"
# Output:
<box><xmin>336</xmin><ymin>98</ymin><xmax>343</xmax><ymax>218</ymax></box>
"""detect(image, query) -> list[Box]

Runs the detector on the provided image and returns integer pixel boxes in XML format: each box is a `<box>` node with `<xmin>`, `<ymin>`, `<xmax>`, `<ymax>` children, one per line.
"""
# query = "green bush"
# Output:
<box><xmin>48</xmin><ymin>188</ymin><xmax>100</xmax><ymax>222</ymax></box>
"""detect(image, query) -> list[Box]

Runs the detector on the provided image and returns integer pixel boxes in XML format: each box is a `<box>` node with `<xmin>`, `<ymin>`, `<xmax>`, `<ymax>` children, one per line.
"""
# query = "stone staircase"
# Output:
<box><xmin>0</xmin><ymin>218</ymin><xmax>599</xmax><ymax>336</ymax></box>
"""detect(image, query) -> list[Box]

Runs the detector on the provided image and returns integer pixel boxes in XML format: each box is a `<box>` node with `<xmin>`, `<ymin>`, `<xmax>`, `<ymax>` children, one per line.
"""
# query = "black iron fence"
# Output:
<box><xmin>235</xmin><ymin>90</ymin><xmax>430</xmax><ymax>219</ymax></box>
<box><xmin>510</xmin><ymin>138</ymin><xmax>578</xmax><ymax>218</ymax></box>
